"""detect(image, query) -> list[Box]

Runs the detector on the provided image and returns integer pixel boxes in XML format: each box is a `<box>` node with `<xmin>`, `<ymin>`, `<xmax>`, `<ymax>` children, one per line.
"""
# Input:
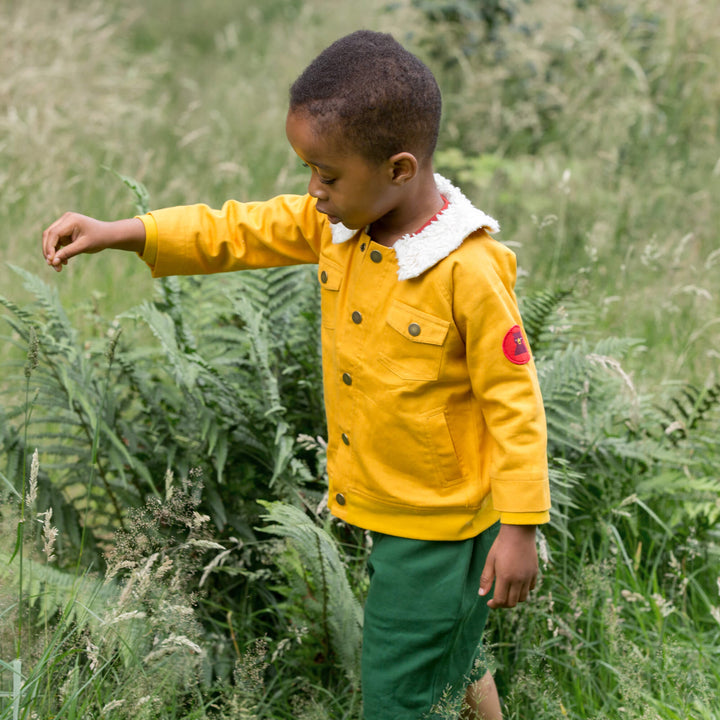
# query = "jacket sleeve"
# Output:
<box><xmin>453</xmin><ymin>234</ymin><xmax>550</xmax><ymax>525</ymax></box>
<box><xmin>137</xmin><ymin>193</ymin><xmax>327</xmax><ymax>277</ymax></box>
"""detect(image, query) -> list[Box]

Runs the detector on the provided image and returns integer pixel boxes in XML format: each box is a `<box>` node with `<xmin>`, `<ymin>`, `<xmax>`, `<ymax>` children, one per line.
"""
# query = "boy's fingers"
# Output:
<box><xmin>507</xmin><ymin>581</ymin><xmax>524</xmax><ymax>607</ymax></box>
<box><xmin>42</xmin><ymin>214</ymin><xmax>72</xmax><ymax>260</ymax></box>
<box><xmin>488</xmin><ymin>578</ymin><xmax>524</xmax><ymax>609</ymax></box>
<box><xmin>486</xmin><ymin>578</ymin><xmax>506</xmax><ymax>609</ymax></box>
<box><xmin>42</xmin><ymin>213</ymin><xmax>87</xmax><ymax>267</ymax></box>
<box><xmin>492</xmin><ymin>577</ymin><xmax>535</xmax><ymax>608</ymax></box>
<box><xmin>478</xmin><ymin>554</ymin><xmax>496</xmax><ymax>599</ymax></box>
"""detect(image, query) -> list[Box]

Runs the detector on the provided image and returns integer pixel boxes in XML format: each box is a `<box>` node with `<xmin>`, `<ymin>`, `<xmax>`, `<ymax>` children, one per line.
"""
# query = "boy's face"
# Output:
<box><xmin>286</xmin><ymin>110</ymin><xmax>399</xmax><ymax>230</ymax></box>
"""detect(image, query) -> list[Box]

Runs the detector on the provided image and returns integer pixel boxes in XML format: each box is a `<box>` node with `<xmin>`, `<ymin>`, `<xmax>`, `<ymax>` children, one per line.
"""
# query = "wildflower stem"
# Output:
<box><xmin>76</xmin><ymin>329</ymin><xmax>122</xmax><ymax>572</ymax></box>
<box><xmin>16</xmin><ymin>329</ymin><xmax>39</xmax><ymax>659</ymax></box>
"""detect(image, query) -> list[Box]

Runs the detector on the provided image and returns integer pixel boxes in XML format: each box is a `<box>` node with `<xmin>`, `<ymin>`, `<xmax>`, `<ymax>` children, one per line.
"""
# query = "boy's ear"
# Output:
<box><xmin>387</xmin><ymin>152</ymin><xmax>418</xmax><ymax>185</ymax></box>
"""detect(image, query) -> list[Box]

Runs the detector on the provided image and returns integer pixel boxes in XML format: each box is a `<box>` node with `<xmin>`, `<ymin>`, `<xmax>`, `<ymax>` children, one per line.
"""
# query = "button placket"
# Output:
<box><xmin>331</xmin><ymin>239</ymin><xmax>396</xmax><ymax>515</ymax></box>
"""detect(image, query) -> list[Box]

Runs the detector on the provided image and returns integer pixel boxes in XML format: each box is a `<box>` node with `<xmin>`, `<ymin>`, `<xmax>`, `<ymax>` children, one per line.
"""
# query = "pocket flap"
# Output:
<box><xmin>386</xmin><ymin>300</ymin><xmax>450</xmax><ymax>346</ymax></box>
<box><xmin>318</xmin><ymin>258</ymin><xmax>343</xmax><ymax>291</ymax></box>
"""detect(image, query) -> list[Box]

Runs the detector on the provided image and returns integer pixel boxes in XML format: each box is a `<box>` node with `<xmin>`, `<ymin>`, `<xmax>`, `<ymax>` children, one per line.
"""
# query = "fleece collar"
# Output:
<box><xmin>329</xmin><ymin>174</ymin><xmax>500</xmax><ymax>280</ymax></box>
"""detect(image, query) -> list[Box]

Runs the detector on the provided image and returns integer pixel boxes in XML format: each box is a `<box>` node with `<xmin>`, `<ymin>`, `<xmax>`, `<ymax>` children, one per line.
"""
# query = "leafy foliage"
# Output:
<box><xmin>0</xmin><ymin>263</ymin><xmax>324</xmax><ymax>549</ymax></box>
<box><xmin>260</xmin><ymin>501</ymin><xmax>363</xmax><ymax>687</ymax></box>
<box><xmin>2</xmin><ymin>0</ymin><xmax>720</xmax><ymax>714</ymax></box>
<box><xmin>654</xmin><ymin>380</ymin><xmax>720</xmax><ymax>444</ymax></box>
<box><xmin>3</xmin><ymin>257</ymin><xmax>718</xmax><ymax>718</ymax></box>
<box><xmin>487</xmin><ymin>290</ymin><xmax>720</xmax><ymax>720</ymax></box>
<box><xmin>412</xmin><ymin>0</ymin><xmax>519</xmax><ymax>40</ymax></box>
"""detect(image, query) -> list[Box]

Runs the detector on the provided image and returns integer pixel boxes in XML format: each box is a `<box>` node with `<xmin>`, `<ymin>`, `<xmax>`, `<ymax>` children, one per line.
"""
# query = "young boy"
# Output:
<box><xmin>42</xmin><ymin>30</ymin><xmax>549</xmax><ymax>720</ymax></box>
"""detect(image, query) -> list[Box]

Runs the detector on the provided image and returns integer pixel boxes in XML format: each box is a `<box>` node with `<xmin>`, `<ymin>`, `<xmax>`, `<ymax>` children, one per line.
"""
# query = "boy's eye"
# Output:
<box><xmin>302</xmin><ymin>162</ymin><xmax>335</xmax><ymax>186</ymax></box>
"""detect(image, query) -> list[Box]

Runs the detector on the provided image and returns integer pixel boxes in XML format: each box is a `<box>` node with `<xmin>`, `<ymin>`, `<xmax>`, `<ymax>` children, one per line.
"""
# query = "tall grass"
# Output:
<box><xmin>4</xmin><ymin>0</ymin><xmax>717</xmax><ymax>379</ymax></box>
<box><xmin>0</xmin><ymin>0</ymin><xmax>408</xmax><ymax>314</ymax></box>
<box><xmin>426</xmin><ymin>0</ymin><xmax>720</xmax><ymax>384</ymax></box>
<box><xmin>2</xmin><ymin>0</ymin><xmax>720</xmax><ymax>718</ymax></box>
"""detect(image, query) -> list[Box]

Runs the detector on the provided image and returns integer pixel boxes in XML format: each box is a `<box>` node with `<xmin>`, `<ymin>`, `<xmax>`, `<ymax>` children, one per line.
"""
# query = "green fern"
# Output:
<box><xmin>654</xmin><ymin>380</ymin><xmax>720</xmax><ymax>443</ymax></box>
<box><xmin>234</xmin><ymin>265</ymin><xmax>318</xmax><ymax>329</ymax></box>
<box><xmin>259</xmin><ymin>501</ymin><xmax>363</xmax><ymax>687</ymax></box>
<box><xmin>0</xmin><ymin>552</ymin><xmax>115</xmax><ymax>629</ymax></box>
<box><xmin>106</xmin><ymin>167</ymin><xmax>151</xmax><ymax>215</ymax></box>
<box><xmin>0</xmin><ymin>276</ymin><xmax>141</xmax><ymax>545</ymax></box>
<box><xmin>536</xmin><ymin>337</ymin><xmax>644</xmax><ymax>455</ymax></box>
<box><xmin>519</xmin><ymin>288</ymin><xmax>573</xmax><ymax>352</ymax></box>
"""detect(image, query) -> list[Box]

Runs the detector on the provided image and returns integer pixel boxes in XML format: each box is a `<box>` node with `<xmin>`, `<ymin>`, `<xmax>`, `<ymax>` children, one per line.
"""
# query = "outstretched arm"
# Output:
<box><xmin>42</xmin><ymin>213</ymin><xmax>146</xmax><ymax>272</ymax></box>
<box><xmin>479</xmin><ymin>523</ymin><xmax>538</xmax><ymax>609</ymax></box>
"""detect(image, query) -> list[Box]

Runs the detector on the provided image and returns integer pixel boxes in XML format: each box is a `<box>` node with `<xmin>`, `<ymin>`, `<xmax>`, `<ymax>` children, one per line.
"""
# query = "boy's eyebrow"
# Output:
<box><xmin>301</xmin><ymin>157</ymin><xmax>334</xmax><ymax>172</ymax></box>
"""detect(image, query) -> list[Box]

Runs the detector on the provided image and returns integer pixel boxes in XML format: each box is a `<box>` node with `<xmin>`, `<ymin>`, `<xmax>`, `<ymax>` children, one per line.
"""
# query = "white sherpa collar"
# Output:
<box><xmin>329</xmin><ymin>174</ymin><xmax>500</xmax><ymax>280</ymax></box>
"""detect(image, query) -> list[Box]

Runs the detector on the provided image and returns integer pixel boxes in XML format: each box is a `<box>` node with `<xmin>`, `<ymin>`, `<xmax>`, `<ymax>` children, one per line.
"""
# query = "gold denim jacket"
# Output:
<box><xmin>139</xmin><ymin>175</ymin><xmax>550</xmax><ymax>541</ymax></box>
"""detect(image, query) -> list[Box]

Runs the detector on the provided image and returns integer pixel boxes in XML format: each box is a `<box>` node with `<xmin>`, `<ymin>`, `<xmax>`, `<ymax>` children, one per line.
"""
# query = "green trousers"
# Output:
<box><xmin>361</xmin><ymin>522</ymin><xmax>500</xmax><ymax>719</ymax></box>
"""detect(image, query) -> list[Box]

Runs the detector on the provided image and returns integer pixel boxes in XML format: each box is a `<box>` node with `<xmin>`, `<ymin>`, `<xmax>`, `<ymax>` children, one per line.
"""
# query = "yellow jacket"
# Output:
<box><xmin>138</xmin><ymin>175</ymin><xmax>550</xmax><ymax>540</ymax></box>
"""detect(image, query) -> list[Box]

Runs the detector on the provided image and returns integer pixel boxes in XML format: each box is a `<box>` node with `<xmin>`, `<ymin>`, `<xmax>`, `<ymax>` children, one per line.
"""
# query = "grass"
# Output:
<box><xmin>1</xmin><ymin>0</ymin><xmax>719</xmax><ymax>718</ymax></box>
<box><xmin>1</xmin><ymin>0</ymin><xmax>411</xmax><ymax>314</ymax></box>
<box><xmin>5</xmin><ymin>0</ymin><xmax>716</xmax><ymax>381</ymax></box>
<box><xmin>428</xmin><ymin>0</ymin><xmax>720</xmax><ymax>384</ymax></box>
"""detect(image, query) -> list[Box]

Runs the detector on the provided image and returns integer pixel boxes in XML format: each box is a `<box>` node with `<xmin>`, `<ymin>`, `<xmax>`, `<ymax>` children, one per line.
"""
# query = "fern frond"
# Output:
<box><xmin>520</xmin><ymin>288</ymin><xmax>572</xmax><ymax>351</ymax></box>
<box><xmin>228</xmin><ymin>295</ymin><xmax>284</xmax><ymax>415</ymax></box>
<box><xmin>233</xmin><ymin>266</ymin><xmax>316</xmax><ymax>323</ymax></box>
<box><xmin>104</xmin><ymin>167</ymin><xmax>151</xmax><ymax>215</ymax></box>
<box><xmin>259</xmin><ymin>501</ymin><xmax>363</xmax><ymax>686</ymax></box>
<box><xmin>0</xmin><ymin>295</ymin><xmax>39</xmax><ymax>334</ymax></box>
<box><xmin>154</xmin><ymin>276</ymin><xmax>198</xmax><ymax>353</ymax></box>
<box><xmin>129</xmin><ymin>301</ymin><xmax>204</xmax><ymax>390</ymax></box>
<box><xmin>0</xmin><ymin>552</ymin><xmax>116</xmax><ymax>628</ymax></box>
<box><xmin>546</xmin><ymin>459</ymin><xmax>581</xmax><ymax>539</ymax></box>
<box><xmin>7</xmin><ymin>265</ymin><xmax>76</xmax><ymax>345</ymax></box>
<box><xmin>537</xmin><ymin>337</ymin><xmax>653</xmax><ymax>471</ymax></box>
<box><xmin>654</xmin><ymin>381</ymin><xmax>720</xmax><ymax>443</ymax></box>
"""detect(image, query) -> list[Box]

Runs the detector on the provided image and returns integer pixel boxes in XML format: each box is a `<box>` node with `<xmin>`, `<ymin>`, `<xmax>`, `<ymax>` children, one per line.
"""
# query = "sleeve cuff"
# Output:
<box><xmin>499</xmin><ymin>510</ymin><xmax>550</xmax><ymax>525</ymax></box>
<box><xmin>136</xmin><ymin>213</ymin><xmax>158</xmax><ymax>269</ymax></box>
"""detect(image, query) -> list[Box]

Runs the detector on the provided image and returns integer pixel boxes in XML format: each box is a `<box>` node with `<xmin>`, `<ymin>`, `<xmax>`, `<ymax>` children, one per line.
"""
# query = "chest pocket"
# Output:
<box><xmin>378</xmin><ymin>300</ymin><xmax>450</xmax><ymax>381</ymax></box>
<box><xmin>318</xmin><ymin>258</ymin><xmax>343</xmax><ymax>329</ymax></box>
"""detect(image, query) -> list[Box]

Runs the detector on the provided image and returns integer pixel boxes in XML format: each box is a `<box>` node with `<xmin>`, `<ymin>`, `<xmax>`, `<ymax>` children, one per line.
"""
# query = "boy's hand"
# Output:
<box><xmin>479</xmin><ymin>524</ymin><xmax>538</xmax><ymax>609</ymax></box>
<box><xmin>42</xmin><ymin>213</ymin><xmax>146</xmax><ymax>272</ymax></box>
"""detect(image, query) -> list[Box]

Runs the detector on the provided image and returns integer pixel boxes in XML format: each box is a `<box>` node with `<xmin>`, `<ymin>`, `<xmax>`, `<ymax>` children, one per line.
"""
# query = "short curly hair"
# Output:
<box><xmin>289</xmin><ymin>30</ymin><xmax>442</xmax><ymax>164</ymax></box>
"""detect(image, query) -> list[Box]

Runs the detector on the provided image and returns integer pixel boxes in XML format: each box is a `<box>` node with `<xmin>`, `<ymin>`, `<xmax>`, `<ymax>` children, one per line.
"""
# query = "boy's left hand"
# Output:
<box><xmin>479</xmin><ymin>524</ymin><xmax>538</xmax><ymax>608</ymax></box>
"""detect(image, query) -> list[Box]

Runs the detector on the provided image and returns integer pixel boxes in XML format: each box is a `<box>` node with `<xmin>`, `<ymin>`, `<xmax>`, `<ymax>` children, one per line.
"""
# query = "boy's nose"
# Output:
<box><xmin>308</xmin><ymin>174</ymin><xmax>329</xmax><ymax>200</ymax></box>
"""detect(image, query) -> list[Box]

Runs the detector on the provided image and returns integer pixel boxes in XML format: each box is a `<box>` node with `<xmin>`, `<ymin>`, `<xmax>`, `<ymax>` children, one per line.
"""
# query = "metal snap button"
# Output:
<box><xmin>320</xmin><ymin>270</ymin><xmax>328</xmax><ymax>283</ymax></box>
<box><xmin>342</xmin><ymin>373</ymin><xmax>352</xmax><ymax>386</ymax></box>
<box><xmin>352</xmin><ymin>311</ymin><xmax>362</xmax><ymax>324</ymax></box>
<box><xmin>408</xmin><ymin>323</ymin><xmax>421</xmax><ymax>337</ymax></box>
<box><xmin>336</xmin><ymin>493</ymin><xmax>346</xmax><ymax>506</ymax></box>
<box><xmin>341</xmin><ymin>433</ymin><xmax>350</xmax><ymax>446</ymax></box>
<box><xmin>370</xmin><ymin>250</ymin><xmax>382</xmax><ymax>263</ymax></box>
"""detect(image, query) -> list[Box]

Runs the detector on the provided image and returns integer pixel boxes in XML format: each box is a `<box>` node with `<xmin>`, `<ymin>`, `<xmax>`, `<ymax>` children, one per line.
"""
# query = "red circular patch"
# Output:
<box><xmin>503</xmin><ymin>325</ymin><xmax>530</xmax><ymax>365</ymax></box>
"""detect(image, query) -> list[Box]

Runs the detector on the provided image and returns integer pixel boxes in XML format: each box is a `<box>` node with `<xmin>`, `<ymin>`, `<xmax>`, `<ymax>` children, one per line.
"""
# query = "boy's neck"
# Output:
<box><xmin>369</xmin><ymin>170</ymin><xmax>444</xmax><ymax>248</ymax></box>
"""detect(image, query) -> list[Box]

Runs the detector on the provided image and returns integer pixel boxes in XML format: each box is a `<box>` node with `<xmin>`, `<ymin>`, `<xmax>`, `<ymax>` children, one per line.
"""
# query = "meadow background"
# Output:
<box><xmin>1</xmin><ymin>0</ymin><xmax>719</xmax><ymax>718</ymax></box>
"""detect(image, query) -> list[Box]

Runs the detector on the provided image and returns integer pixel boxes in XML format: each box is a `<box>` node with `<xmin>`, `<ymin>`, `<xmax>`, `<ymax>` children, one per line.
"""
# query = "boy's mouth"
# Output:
<box><xmin>317</xmin><ymin>206</ymin><xmax>341</xmax><ymax>224</ymax></box>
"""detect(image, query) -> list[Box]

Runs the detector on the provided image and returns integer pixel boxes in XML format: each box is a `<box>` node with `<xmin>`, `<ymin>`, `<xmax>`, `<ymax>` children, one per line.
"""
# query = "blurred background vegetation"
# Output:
<box><xmin>3</xmin><ymin>0</ymin><xmax>718</xmax><ymax>382</ymax></box>
<box><xmin>1</xmin><ymin>0</ymin><xmax>719</xmax><ymax>718</ymax></box>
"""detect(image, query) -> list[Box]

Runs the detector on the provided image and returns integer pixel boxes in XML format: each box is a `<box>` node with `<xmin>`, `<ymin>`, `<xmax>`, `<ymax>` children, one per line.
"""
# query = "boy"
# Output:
<box><xmin>42</xmin><ymin>30</ymin><xmax>550</xmax><ymax>719</ymax></box>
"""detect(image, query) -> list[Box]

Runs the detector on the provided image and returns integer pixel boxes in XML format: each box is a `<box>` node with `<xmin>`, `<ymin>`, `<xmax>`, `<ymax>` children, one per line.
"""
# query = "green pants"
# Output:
<box><xmin>361</xmin><ymin>522</ymin><xmax>500</xmax><ymax>719</ymax></box>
